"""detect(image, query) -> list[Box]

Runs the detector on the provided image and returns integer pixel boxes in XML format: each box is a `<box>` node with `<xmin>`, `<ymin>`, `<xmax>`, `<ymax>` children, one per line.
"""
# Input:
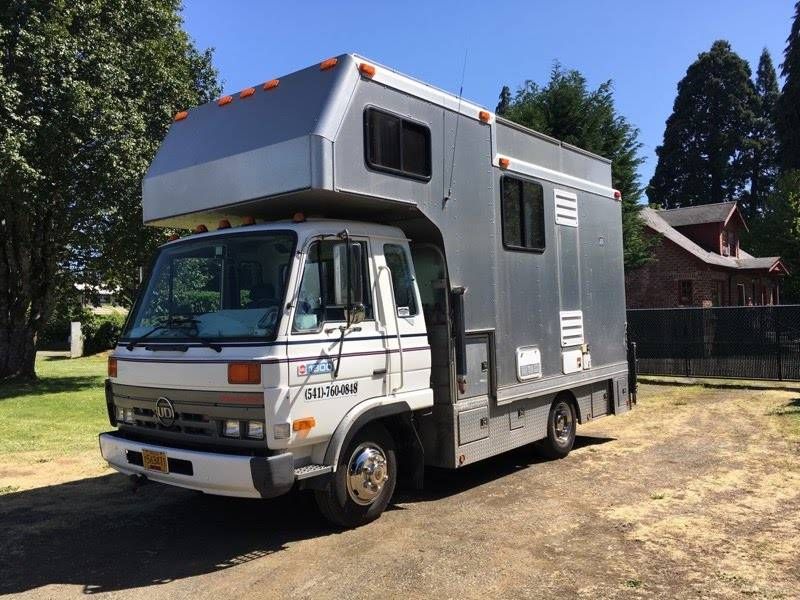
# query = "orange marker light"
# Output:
<box><xmin>108</xmin><ymin>357</ymin><xmax>118</xmax><ymax>378</ymax></box>
<box><xmin>218</xmin><ymin>95</ymin><xmax>233</xmax><ymax>106</ymax></box>
<box><xmin>613</xmin><ymin>190</ymin><xmax>622</xmax><ymax>201</ymax></box>
<box><xmin>292</xmin><ymin>212</ymin><xmax>306</xmax><ymax>223</ymax></box>
<box><xmin>239</xmin><ymin>87</ymin><xmax>255</xmax><ymax>99</ymax></box>
<box><xmin>293</xmin><ymin>417</ymin><xmax>316</xmax><ymax>432</ymax></box>
<box><xmin>263</xmin><ymin>79</ymin><xmax>280</xmax><ymax>91</ymax></box>
<box><xmin>174</xmin><ymin>110</ymin><xmax>188</xmax><ymax>122</ymax></box>
<box><xmin>241</xmin><ymin>216</ymin><xmax>256</xmax><ymax>226</ymax></box>
<box><xmin>167</xmin><ymin>233</ymin><xmax>180</xmax><ymax>242</ymax></box>
<box><xmin>359</xmin><ymin>63</ymin><xmax>376</xmax><ymax>78</ymax></box>
<box><xmin>320</xmin><ymin>57</ymin><xmax>338</xmax><ymax>71</ymax></box>
<box><xmin>194</xmin><ymin>224</ymin><xmax>208</xmax><ymax>233</ymax></box>
<box><xmin>479</xmin><ymin>110</ymin><xmax>490</xmax><ymax>123</ymax></box>
<box><xmin>228</xmin><ymin>363</ymin><xmax>261</xmax><ymax>385</ymax></box>
<box><xmin>498</xmin><ymin>157</ymin><xmax>510</xmax><ymax>169</ymax></box>
<box><xmin>218</xmin><ymin>219</ymin><xmax>231</xmax><ymax>229</ymax></box>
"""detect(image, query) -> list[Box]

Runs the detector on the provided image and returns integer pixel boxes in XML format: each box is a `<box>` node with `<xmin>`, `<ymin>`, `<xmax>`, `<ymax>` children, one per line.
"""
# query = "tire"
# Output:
<box><xmin>538</xmin><ymin>397</ymin><xmax>576</xmax><ymax>459</ymax></box>
<box><xmin>314</xmin><ymin>423</ymin><xmax>397</xmax><ymax>528</ymax></box>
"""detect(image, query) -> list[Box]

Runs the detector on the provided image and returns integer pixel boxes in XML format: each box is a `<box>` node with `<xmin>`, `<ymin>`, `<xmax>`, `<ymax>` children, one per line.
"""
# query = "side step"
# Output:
<box><xmin>294</xmin><ymin>464</ymin><xmax>333</xmax><ymax>480</ymax></box>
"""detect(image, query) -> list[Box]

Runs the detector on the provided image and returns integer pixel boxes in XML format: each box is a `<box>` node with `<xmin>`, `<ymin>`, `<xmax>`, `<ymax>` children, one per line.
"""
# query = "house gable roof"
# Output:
<box><xmin>658</xmin><ymin>201</ymin><xmax>748</xmax><ymax>231</ymax></box>
<box><xmin>640</xmin><ymin>207</ymin><xmax>787</xmax><ymax>274</ymax></box>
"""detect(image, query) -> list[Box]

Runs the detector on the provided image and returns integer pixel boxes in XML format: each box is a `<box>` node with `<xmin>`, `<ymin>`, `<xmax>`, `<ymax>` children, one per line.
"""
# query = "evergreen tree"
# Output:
<box><xmin>746</xmin><ymin>49</ymin><xmax>780</xmax><ymax>220</ymax></box>
<box><xmin>496</xmin><ymin>86</ymin><xmax>511</xmax><ymax>115</ymax></box>
<box><xmin>499</xmin><ymin>65</ymin><xmax>651</xmax><ymax>269</ymax></box>
<box><xmin>776</xmin><ymin>1</ymin><xmax>800</xmax><ymax>170</ymax></box>
<box><xmin>647</xmin><ymin>41</ymin><xmax>758</xmax><ymax>209</ymax></box>
<box><xmin>0</xmin><ymin>0</ymin><xmax>219</xmax><ymax>379</ymax></box>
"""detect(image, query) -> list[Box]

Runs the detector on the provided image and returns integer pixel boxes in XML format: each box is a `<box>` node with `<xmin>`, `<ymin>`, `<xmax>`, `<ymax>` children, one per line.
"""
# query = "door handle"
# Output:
<box><xmin>373</xmin><ymin>368</ymin><xmax>387</xmax><ymax>376</ymax></box>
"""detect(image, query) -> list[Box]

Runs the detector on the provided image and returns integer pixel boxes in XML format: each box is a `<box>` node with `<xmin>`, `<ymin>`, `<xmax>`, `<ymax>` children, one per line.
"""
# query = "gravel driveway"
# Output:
<box><xmin>1</xmin><ymin>383</ymin><xmax>799</xmax><ymax>599</ymax></box>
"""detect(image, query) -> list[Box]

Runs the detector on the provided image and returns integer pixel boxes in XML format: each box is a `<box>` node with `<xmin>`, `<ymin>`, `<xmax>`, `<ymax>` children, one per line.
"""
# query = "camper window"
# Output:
<box><xmin>365</xmin><ymin>108</ymin><xmax>431</xmax><ymax>180</ymax></box>
<box><xmin>293</xmin><ymin>240</ymin><xmax>374</xmax><ymax>332</ymax></box>
<box><xmin>501</xmin><ymin>176</ymin><xmax>545</xmax><ymax>252</ymax></box>
<box><xmin>384</xmin><ymin>244</ymin><xmax>418</xmax><ymax>317</ymax></box>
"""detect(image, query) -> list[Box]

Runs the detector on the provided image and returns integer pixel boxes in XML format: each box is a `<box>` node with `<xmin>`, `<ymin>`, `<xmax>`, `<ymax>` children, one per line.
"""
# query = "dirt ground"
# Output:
<box><xmin>1</xmin><ymin>383</ymin><xmax>799</xmax><ymax>599</ymax></box>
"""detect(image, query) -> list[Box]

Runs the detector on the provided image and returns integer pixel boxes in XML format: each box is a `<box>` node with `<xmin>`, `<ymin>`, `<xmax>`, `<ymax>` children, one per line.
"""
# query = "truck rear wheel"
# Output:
<box><xmin>538</xmin><ymin>397</ymin><xmax>576</xmax><ymax>459</ymax></box>
<box><xmin>314</xmin><ymin>423</ymin><xmax>397</xmax><ymax>528</ymax></box>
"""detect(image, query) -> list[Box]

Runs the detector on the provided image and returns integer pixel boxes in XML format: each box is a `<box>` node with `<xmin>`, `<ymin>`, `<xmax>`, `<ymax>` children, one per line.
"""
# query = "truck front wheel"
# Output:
<box><xmin>315</xmin><ymin>423</ymin><xmax>397</xmax><ymax>528</ymax></box>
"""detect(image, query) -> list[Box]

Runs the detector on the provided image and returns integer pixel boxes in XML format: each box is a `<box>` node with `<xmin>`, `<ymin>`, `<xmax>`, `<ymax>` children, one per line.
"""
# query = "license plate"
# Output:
<box><xmin>142</xmin><ymin>449</ymin><xmax>168</xmax><ymax>473</ymax></box>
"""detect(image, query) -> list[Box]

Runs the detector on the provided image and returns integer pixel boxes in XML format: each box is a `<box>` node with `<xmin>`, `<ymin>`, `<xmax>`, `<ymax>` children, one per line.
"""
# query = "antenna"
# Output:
<box><xmin>445</xmin><ymin>49</ymin><xmax>468</xmax><ymax>204</ymax></box>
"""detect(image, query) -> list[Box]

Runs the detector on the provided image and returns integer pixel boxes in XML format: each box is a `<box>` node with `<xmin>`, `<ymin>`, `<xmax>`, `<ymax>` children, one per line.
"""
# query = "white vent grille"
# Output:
<box><xmin>554</xmin><ymin>189</ymin><xmax>579</xmax><ymax>227</ymax></box>
<box><xmin>559</xmin><ymin>310</ymin><xmax>584</xmax><ymax>347</ymax></box>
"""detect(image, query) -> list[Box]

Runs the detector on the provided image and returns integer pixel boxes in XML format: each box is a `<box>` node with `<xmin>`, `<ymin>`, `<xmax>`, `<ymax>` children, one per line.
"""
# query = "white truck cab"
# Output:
<box><xmin>100</xmin><ymin>55</ymin><xmax>635</xmax><ymax>527</ymax></box>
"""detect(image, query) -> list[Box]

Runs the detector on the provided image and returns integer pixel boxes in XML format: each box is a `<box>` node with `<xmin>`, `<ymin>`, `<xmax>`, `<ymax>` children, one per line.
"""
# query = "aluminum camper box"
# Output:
<box><xmin>100</xmin><ymin>54</ymin><xmax>634</xmax><ymax>527</ymax></box>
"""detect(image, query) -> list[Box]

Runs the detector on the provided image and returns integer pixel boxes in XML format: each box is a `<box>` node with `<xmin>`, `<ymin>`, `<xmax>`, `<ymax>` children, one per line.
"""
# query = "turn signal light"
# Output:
<box><xmin>263</xmin><ymin>79</ymin><xmax>280</xmax><ymax>91</ymax></box>
<box><xmin>320</xmin><ymin>57</ymin><xmax>338</xmax><ymax>71</ymax></box>
<box><xmin>217</xmin><ymin>219</ymin><xmax>231</xmax><ymax>229</ymax></box>
<box><xmin>359</xmin><ymin>63</ymin><xmax>376</xmax><ymax>78</ymax></box>
<box><xmin>241</xmin><ymin>216</ymin><xmax>256</xmax><ymax>226</ymax></box>
<box><xmin>218</xmin><ymin>95</ymin><xmax>233</xmax><ymax>106</ymax></box>
<box><xmin>292</xmin><ymin>212</ymin><xmax>306</xmax><ymax>223</ymax></box>
<box><xmin>479</xmin><ymin>110</ymin><xmax>490</xmax><ymax>123</ymax></box>
<box><xmin>194</xmin><ymin>224</ymin><xmax>208</xmax><ymax>233</ymax></box>
<box><xmin>174</xmin><ymin>110</ymin><xmax>188</xmax><ymax>121</ymax></box>
<box><xmin>228</xmin><ymin>362</ymin><xmax>261</xmax><ymax>384</ymax></box>
<box><xmin>293</xmin><ymin>417</ymin><xmax>316</xmax><ymax>432</ymax></box>
<box><xmin>108</xmin><ymin>357</ymin><xmax>118</xmax><ymax>378</ymax></box>
<box><xmin>498</xmin><ymin>157</ymin><xmax>510</xmax><ymax>169</ymax></box>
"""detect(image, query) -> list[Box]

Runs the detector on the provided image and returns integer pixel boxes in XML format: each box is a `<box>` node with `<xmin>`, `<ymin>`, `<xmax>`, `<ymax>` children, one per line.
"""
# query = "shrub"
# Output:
<box><xmin>81</xmin><ymin>311</ymin><xmax>127</xmax><ymax>355</ymax></box>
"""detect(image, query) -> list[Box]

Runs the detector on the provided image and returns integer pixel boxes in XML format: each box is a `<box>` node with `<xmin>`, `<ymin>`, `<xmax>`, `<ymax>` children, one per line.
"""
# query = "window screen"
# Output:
<box><xmin>501</xmin><ymin>176</ymin><xmax>545</xmax><ymax>251</ymax></box>
<box><xmin>384</xmin><ymin>244</ymin><xmax>418</xmax><ymax>317</ymax></box>
<box><xmin>293</xmin><ymin>240</ymin><xmax>373</xmax><ymax>332</ymax></box>
<box><xmin>365</xmin><ymin>108</ymin><xmax>431</xmax><ymax>179</ymax></box>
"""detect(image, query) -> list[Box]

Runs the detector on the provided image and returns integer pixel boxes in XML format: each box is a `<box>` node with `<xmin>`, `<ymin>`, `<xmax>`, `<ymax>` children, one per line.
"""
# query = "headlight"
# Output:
<box><xmin>247</xmin><ymin>421</ymin><xmax>264</xmax><ymax>439</ymax></box>
<box><xmin>116</xmin><ymin>406</ymin><xmax>125</xmax><ymax>421</ymax></box>
<box><xmin>223</xmin><ymin>420</ymin><xmax>241</xmax><ymax>438</ymax></box>
<box><xmin>123</xmin><ymin>408</ymin><xmax>135</xmax><ymax>424</ymax></box>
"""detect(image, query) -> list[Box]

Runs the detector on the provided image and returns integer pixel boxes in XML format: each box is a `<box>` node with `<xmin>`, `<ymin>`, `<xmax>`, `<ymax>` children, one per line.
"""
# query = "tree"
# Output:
<box><xmin>744</xmin><ymin>172</ymin><xmax>800</xmax><ymax>302</ymax></box>
<box><xmin>499</xmin><ymin>64</ymin><xmax>651</xmax><ymax>269</ymax></box>
<box><xmin>647</xmin><ymin>41</ymin><xmax>758</xmax><ymax>209</ymax></box>
<box><xmin>776</xmin><ymin>1</ymin><xmax>800</xmax><ymax>170</ymax></box>
<box><xmin>746</xmin><ymin>49</ymin><xmax>780</xmax><ymax>220</ymax></box>
<box><xmin>496</xmin><ymin>85</ymin><xmax>511</xmax><ymax>115</ymax></box>
<box><xmin>0</xmin><ymin>0</ymin><xmax>220</xmax><ymax>380</ymax></box>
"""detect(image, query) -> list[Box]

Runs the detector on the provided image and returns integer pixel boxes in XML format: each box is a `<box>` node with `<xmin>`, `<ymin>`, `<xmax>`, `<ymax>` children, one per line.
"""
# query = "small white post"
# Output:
<box><xmin>69</xmin><ymin>321</ymin><xmax>84</xmax><ymax>358</ymax></box>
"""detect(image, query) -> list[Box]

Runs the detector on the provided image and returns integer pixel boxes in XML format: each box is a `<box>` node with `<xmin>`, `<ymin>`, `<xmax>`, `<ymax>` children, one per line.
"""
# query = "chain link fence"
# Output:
<box><xmin>627</xmin><ymin>305</ymin><xmax>800</xmax><ymax>381</ymax></box>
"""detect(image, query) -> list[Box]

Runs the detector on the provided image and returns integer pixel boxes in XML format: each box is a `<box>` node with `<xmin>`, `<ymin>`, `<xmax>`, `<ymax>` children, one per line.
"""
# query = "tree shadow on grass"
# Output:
<box><xmin>0</xmin><ymin>434</ymin><xmax>615</xmax><ymax>595</ymax></box>
<box><xmin>0</xmin><ymin>376</ymin><xmax>104</xmax><ymax>400</ymax></box>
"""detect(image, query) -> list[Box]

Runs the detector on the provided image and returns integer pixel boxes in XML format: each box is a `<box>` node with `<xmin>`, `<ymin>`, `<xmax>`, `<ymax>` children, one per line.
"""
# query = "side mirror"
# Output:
<box><xmin>333</xmin><ymin>242</ymin><xmax>365</xmax><ymax>325</ymax></box>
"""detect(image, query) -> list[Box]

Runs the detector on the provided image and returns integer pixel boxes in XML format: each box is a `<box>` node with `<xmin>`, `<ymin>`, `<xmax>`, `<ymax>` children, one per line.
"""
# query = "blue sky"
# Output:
<box><xmin>182</xmin><ymin>0</ymin><xmax>796</xmax><ymax>190</ymax></box>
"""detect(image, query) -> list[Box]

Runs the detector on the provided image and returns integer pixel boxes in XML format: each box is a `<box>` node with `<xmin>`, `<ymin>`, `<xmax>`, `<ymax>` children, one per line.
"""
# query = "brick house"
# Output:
<box><xmin>626</xmin><ymin>202</ymin><xmax>789</xmax><ymax>308</ymax></box>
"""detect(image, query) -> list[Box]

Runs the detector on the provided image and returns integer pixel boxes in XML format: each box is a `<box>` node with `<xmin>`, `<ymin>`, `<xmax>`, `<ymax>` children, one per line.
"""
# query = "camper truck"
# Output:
<box><xmin>99</xmin><ymin>54</ymin><xmax>635</xmax><ymax>527</ymax></box>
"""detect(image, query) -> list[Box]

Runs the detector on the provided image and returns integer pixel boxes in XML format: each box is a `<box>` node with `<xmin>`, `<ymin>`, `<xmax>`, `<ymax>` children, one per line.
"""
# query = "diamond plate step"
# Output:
<box><xmin>294</xmin><ymin>464</ymin><xmax>333</xmax><ymax>480</ymax></box>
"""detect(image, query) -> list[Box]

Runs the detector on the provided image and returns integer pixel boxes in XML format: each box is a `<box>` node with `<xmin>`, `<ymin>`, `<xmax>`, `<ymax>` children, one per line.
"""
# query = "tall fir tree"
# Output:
<box><xmin>499</xmin><ymin>65</ymin><xmax>651</xmax><ymax>269</ymax></box>
<box><xmin>647</xmin><ymin>41</ymin><xmax>758</xmax><ymax>209</ymax></box>
<box><xmin>496</xmin><ymin>86</ymin><xmax>511</xmax><ymax>115</ymax></box>
<box><xmin>746</xmin><ymin>48</ymin><xmax>780</xmax><ymax>220</ymax></box>
<box><xmin>776</xmin><ymin>1</ymin><xmax>800</xmax><ymax>170</ymax></box>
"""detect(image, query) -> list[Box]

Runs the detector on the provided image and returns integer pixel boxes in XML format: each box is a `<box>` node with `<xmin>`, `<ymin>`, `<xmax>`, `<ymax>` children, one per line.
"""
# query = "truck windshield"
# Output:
<box><xmin>122</xmin><ymin>232</ymin><xmax>296</xmax><ymax>343</ymax></box>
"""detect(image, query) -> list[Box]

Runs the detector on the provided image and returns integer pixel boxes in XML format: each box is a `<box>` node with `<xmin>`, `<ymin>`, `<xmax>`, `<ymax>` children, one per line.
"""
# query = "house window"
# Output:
<box><xmin>736</xmin><ymin>283</ymin><xmax>746</xmax><ymax>306</ymax></box>
<box><xmin>364</xmin><ymin>108</ymin><xmax>431</xmax><ymax>180</ymax></box>
<box><xmin>501</xmin><ymin>176</ymin><xmax>546</xmax><ymax>251</ymax></box>
<box><xmin>678</xmin><ymin>280</ymin><xmax>693</xmax><ymax>306</ymax></box>
<box><xmin>711</xmin><ymin>280</ymin><xmax>722</xmax><ymax>306</ymax></box>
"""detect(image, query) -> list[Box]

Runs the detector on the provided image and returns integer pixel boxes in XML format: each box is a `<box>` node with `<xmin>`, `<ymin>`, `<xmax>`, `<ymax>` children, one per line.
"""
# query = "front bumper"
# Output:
<box><xmin>99</xmin><ymin>431</ymin><xmax>294</xmax><ymax>499</ymax></box>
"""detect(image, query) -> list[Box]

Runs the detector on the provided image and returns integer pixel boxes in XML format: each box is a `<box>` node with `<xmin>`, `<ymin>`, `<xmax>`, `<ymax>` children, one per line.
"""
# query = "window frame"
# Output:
<box><xmin>363</xmin><ymin>106</ymin><xmax>432</xmax><ymax>182</ymax></box>
<box><xmin>500</xmin><ymin>175</ymin><xmax>546</xmax><ymax>253</ymax></box>
<box><xmin>678</xmin><ymin>279</ymin><xmax>693</xmax><ymax>306</ymax></box>
<box><xmin>383</xmin><ymin>243</ymin><xmax>419</xmax><ymax>318</ymax></box>
<box><xmin>291</xmin><ymin>236</ymin><xmax>376</xmax><ymax>335</ymax></box>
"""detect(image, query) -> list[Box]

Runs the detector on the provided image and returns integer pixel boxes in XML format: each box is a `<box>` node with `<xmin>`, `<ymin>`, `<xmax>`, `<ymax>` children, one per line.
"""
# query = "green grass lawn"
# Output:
<box><xmin>0</xmin><ymin>354</ymin><xmax>109</xmax><ymax>455</ymax></box>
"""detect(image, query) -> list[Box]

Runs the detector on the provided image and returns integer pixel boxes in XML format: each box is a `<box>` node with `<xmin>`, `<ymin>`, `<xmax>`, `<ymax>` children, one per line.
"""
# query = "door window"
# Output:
<box><xmin>384</xmin><ymin>244</ymin><xmax>418</xmax><ymax>317</ymax></box>
<box><xmin>293</xmin><ymin>240</ymin><xmax>373</xmax><ymax>332</ymax></box>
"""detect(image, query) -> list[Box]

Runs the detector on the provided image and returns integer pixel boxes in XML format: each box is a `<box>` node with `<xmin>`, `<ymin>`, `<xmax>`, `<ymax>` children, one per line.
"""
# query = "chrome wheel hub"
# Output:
<box><xmin>554</xmin><ymin>405</ymin><xmax>573</xmax><ymax>442</ymax></box>
<box><xmin>346</xmin><ymin>443</ymin><xmax>389</xmax><ymax>506</ymax></box>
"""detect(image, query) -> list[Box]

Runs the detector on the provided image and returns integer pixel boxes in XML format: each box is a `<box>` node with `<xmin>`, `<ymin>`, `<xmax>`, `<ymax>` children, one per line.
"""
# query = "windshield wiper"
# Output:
<box><xmin>124</xmin><ymin>315</ymin><xmax>201</xmax><ymax>351</ymax></box>
<box><xmin>191</xmin><ymin>336</ymin><xmax>222</xmax><ymax>353</ymax></box>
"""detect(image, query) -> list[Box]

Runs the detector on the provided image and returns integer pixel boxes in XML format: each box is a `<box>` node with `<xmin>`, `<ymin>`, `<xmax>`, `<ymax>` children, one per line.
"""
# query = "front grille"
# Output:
<box><xmin>111</xmin><ymin>383</ymin><xmax>266</xmax><ymax>452</ymax></box>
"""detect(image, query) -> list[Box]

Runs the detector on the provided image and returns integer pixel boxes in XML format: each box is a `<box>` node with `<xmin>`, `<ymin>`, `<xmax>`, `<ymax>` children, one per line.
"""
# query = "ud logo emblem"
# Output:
<box><xmin>155</xmin><ymin>397</ymin><xmax>176</xmax><ymax>427</ymax></box>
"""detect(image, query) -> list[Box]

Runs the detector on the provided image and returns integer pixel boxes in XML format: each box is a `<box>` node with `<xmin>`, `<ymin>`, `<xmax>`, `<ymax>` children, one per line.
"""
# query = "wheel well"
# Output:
<box><xmin>555</xmin><ymin>390</ymin><xmax>581</xmax><ymax>422</ymax></box>
<box><xmin>367</xmin><ymin>413</ymin><xmax>425</xmax><ymax>490</ymax></box>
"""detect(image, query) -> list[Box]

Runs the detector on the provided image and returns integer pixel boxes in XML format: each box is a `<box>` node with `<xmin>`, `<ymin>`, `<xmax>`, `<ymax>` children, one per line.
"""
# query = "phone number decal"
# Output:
<box><xmin>304</xmin><ymin>382</ymin><xmax>359</xmax><ymax>401</ymax></box>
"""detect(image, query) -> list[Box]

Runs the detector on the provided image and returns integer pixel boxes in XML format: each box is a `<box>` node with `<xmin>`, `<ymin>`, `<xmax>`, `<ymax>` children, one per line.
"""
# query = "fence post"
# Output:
<box><xmin>776</xmin><ymin>307</ymin><xmax>783</xmax><ymax>381</ymax></box>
